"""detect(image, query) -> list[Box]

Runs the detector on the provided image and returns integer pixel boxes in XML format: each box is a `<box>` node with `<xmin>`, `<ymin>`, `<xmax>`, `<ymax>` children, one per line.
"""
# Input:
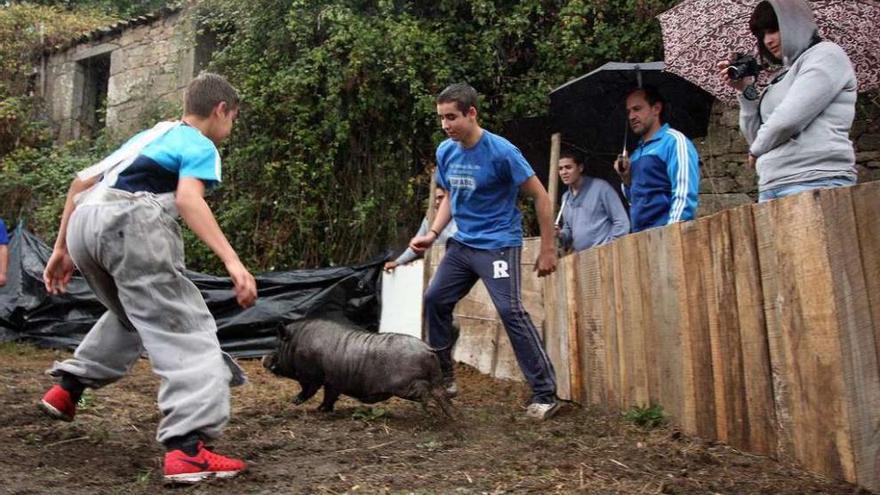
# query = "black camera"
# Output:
<box><xmin>726</xmin><ymin>53</ymin><xmax>761</xmax><ymax>80</ymax></box>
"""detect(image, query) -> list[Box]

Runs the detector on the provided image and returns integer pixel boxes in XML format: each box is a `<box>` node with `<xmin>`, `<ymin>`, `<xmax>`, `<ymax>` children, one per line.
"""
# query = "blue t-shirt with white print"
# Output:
<box><xmin>110</xmin><ymin>124</ymin><xmax>221</xmax><ymax>194</ymax></box>
<box><xmin>435</xmin><ymin>130</ymin><xmax>535</xmax><ymax>250</ymax></box>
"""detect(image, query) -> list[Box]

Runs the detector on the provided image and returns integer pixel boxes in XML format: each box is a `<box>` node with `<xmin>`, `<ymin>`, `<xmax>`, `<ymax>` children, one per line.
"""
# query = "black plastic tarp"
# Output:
<box><xmin>0</xmin><ymin>225</ymin><xmax>383</xmax><ymax>358</ymax></box>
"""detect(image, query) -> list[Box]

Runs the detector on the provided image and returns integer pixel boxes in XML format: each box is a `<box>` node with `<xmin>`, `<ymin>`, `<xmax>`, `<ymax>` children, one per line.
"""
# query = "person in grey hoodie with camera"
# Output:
<box><xmin>718</xmin><ymin>0</ymin><xmax>858</xmax><ymax>202</ymax></box>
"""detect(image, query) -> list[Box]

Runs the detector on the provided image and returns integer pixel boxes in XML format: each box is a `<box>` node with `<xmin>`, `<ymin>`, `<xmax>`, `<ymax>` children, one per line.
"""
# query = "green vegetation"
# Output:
<box><xmin>351</xmin><ymin>405</ymin><xmax>387</xmax><ymax>421</ymax></box>
<box><xmin>623</xmin><ymin>403</ymin><xmax>666</xmax><ymax>429</ymax></box>
<box><xmin>1</xmin><ymin>0</ymin><xmax>677</xmax><ymax>272</ymax></box>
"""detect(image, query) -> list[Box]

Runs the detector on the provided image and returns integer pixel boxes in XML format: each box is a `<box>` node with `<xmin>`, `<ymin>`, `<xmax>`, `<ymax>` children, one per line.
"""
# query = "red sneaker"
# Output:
<box><xmin>38</xmin><ymin>384</ymin><xmax>76</xmax><ymax>422</ymax></box>
<box><xmin>163</xmin><ymin>441</ymin><xmax>247</xmax><ymax>484</ymax></box>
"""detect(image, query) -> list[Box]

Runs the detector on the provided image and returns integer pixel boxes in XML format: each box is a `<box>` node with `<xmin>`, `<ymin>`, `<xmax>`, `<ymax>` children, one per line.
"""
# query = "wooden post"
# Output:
<box><xmin>421</xmin><ymin>170</ymin><xmax>438</xmax><ymax>340</ymax></box>
<box><xmin>548</xmin><ymin>133</ymin><xmax>561</xmax><ymax>215</ymax></box>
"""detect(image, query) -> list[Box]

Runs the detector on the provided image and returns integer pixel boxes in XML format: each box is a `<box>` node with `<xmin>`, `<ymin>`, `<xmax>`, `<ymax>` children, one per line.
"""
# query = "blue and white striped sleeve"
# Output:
<box><xmin>665</xmin><ymin>130</ymin><xmax>700</xmax><ymax>224</ymax></box>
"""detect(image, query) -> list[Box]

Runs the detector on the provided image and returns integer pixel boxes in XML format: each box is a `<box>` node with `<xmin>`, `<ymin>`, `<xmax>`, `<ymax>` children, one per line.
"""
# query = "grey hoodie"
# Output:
<box><xmin>738</xmin><ymin>0</ymin><xmax>857</xmax><ymax>191</ymax></box>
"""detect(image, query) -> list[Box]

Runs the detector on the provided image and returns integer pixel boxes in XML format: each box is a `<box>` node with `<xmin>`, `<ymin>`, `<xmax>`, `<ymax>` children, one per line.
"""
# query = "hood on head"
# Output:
<box><xmin>754</xmin><ymin>0</ymin><xmax>819</xmax><ymax>67</ymax></box>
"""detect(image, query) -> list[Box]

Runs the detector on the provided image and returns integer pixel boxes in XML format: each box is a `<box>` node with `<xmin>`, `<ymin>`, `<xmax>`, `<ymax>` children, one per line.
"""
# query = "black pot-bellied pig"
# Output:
<box><xmin>262</xmin><ymin>318</ymin><xmax>455</xmax><ymax>417</ymax></box>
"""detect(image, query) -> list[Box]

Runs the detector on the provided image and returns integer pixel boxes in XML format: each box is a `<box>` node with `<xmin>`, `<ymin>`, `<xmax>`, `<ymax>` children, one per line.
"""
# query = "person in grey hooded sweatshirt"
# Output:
<box><xmin>718</xmin><ymin>0</ymin><xmax>858</xmax><ymax>202</ymax></box>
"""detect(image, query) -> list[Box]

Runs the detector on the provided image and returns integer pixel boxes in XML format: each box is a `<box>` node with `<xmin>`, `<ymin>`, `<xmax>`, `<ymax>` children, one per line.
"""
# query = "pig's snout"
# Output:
<box><xmin>262</xmin><ymin>352</ymin><xmax>280</xmax><ymax>374</ymax></box>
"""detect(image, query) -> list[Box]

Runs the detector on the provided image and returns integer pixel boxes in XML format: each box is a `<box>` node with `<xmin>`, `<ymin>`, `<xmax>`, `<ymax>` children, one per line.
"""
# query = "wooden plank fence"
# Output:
<box><xmin>426</xmin><ymin>182</ymin><xmax>880</xmax><ymax>491</ymax></box>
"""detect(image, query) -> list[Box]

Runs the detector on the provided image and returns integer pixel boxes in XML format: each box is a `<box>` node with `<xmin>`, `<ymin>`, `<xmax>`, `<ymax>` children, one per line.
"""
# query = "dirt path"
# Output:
<box><xmin>0</xmin><ymin>342</ymin><xmax>861</xmax><ymax>494</ymax></box>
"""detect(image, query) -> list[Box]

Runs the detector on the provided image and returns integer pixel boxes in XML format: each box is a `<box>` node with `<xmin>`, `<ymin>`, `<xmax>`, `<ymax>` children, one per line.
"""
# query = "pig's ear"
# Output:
<box><xmin>276</xmin><ymin>323</ymin><xmax>290</xmax><ymax>341</ymax></box>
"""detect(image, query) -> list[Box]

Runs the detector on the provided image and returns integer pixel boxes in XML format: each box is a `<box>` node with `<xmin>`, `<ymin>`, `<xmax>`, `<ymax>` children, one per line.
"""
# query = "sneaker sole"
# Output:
<box><xmin>38</xmin><ymin>400</ymin><xmax>74</xmax><ymax>422</ymax></box>
<box><xmin>163</xmin><ymin>470</ymin><xmax>243</xmax><ymax>484</ymax></box>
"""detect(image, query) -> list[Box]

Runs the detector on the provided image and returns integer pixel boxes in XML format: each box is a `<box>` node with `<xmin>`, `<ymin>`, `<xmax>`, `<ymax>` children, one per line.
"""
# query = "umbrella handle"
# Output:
<box><xmin>555</xmin><ymin>198</ymin><xmax>566</xmax><ymax>226</ymax></box>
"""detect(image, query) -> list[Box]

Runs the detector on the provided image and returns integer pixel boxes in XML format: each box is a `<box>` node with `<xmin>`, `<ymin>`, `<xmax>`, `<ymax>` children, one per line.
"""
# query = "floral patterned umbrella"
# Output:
<box><xmin>658</xmin><ymin>0</ymin><xmax>880</xmax><ymax>102</ymax></box>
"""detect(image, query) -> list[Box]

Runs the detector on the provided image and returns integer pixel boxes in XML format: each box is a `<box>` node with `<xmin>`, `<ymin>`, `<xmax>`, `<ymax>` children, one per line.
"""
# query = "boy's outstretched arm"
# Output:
<box><xmin>520</xmin><ymin>176</ymin><xmax>557</xmax><ymax>277</ymax></box>
<box><xmin>44</xmin><ymin>176</ymin><xmax>98</xmax><ymax>295</ymax></box>
<box><xmin>176</xmin><ymin>177</ymin><xmax>257</xmax><ymax>308</ymax></box>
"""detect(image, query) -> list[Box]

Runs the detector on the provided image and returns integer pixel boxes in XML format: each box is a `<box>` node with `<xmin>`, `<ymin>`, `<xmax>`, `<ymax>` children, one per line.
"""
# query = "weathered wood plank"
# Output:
<box><xmin>564</xmin><ymin>255</ymin><xmax>583</xmax><ymax>403</ymax></box>
<box><xmin>614</xmin><ymin>233</ymin><xmax>649</xmax><ymax>407</ymax></box>
<box><xmin>543</xmin><ymin>255</ymin><xmax>572</xmax><ymax>401</ymax></box>
<box><xmin>728</xmin><ymin>204</ymin><xmax>776</xmax><ymax>455</ymax></box>
<box><xmin>602</xmin><ymin>243</ymin><xmax>622</xmax><ymax>408</ymax></box>
<box><xmin>703</xmin><ymin>211</ymin><xmax>748</xmax><ymax>449</ymax></box>
<box><xmin>678</xmin><ymin>221</ymin><xmax>717</xmax><ymax>438</ymax></box>
<box><xmin>753</xmin><ymin>198</ymin><xmax>791</xmax><ymax>458</ymax></box>
<box><xmin>642</xmin><ymin>225</ymin><xmax>685</xmax><ymax>426</ymax></box>
<box><xmin>850</xmin><ymin>181</ymin><xmax>880</xmax><ymax>380</ymax></box>
<box><xmin>575</xmin><ymin>248</ymin><xmax>604</xmax><ymax>405</ymax></box>
<box><xmin>760</xmin><ymin>189</ymin><xmax>863</xmax><ymax>483</ymax></box>
<box><xmin>820</xmin><ymin>187</ymin><xmax>880</xmax><ymax>490</ymax></box>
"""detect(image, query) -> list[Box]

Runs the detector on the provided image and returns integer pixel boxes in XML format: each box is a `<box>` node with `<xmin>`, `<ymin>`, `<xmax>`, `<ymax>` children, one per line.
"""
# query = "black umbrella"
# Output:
<box><xmin>549</xmin><ymin>61</ymin><xmax>714</xmax><ymax>161</ymax></box>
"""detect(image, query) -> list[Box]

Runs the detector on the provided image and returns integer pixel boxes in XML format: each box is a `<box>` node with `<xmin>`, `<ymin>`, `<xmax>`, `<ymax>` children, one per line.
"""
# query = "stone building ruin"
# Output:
<box><xmin>38</xmin><ymin>5</ymin><xmax>216</xmax><ymax>142</ymax></box>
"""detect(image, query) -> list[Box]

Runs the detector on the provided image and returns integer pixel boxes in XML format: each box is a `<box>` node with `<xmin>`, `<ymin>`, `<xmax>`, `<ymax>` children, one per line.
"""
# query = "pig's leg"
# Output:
<box><xmin>293</xmin><ymin>382</ymin><xmax>321</xmax><ymax>405</ymax></box>
<box><xmin>317</xmin><ymin>387</ymin><xmax>340</xmax><ymax>412</ymax></box>
<box><xmin>431</xmin><ymin>386</ymin><xmax>456</xmax><ymax>419</ymax></box>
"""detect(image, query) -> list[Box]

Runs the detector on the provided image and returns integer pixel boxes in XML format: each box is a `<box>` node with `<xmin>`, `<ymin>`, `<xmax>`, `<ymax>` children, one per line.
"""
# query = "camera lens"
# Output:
<box><xmin>727</xmin><ymin>66</ymin><xmax>742</xmax><ymax>79</ymax></box>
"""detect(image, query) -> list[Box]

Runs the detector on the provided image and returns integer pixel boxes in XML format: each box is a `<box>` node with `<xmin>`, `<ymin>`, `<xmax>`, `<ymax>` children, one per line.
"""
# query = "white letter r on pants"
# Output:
<box><xmin>493</xmin><ymin>260</ymin><xmax>509</xmax><ymax>279</ymax></box>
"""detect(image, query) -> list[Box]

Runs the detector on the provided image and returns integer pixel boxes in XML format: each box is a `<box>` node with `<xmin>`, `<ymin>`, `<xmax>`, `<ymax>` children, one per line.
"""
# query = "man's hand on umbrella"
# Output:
<box><xmin>614</xmin><ymin>155</ymin><xmax>631</xmax><ymax>186</ymax></box>
<box><xmin>717</xmin><ymin>58</ymin><xmax>754</xmax><ymax>93</ymax></box>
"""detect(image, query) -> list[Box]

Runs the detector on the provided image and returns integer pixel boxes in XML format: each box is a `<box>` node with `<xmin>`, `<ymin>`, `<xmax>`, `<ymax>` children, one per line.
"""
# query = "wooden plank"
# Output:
<box><xmin>614</xmin><ymin>233</ymin><xmax>649</xmax><ymax>407</ymax></box>
<box><xmin>850</xmin><ymin>181</ymin><xmax>880</xmax><ymax>384</ymax></box>
<box><xmin>703</xmin><ymin>210</ymin><xmax>748</xmax><ymax>449</ymax></box>
<box><xmin>728</xmin><ymin>204</ymin><xmax>776</xmax><ymax>455</ymax></box>
<box><xmin>548</xmin><ymin>133</ymin><xmax>561</xmax><ymax>214</ymax></box>
<box><xmin>542</xmin><ymin>255</ymin><xmax>571</xmax><ymax>401</ymax></box>
<box><xmin>421</xmin><ymin>170</ymin><xmax>438</xmax><ymax>339</ymax></box>
<box><xmin>760</xmin><ymin>189</ymin><xmax>859</xmax><ymax>482</ymax></box>
<box><xmin>642</xmin><ymin>225</ymin><xmax>685</xmax><ymax>426</ymax></box>
<box><xmin>678</xmin><ymin>221</ymin><xmax>717</xmax><ymax>438</ymax></box>
<box><xmin>753</xmin><ymin>198</ymin><xmax>791</xmax><ymax>457</ymax></box>
<box><xmin>637</xmin><ymin>230</ymin><xmax>660</xmax><ymax>409</ymax></box>
<box><xmin>565</xmin><ymin>254</ymin><xmax>583</xmax><ymax>403</ymax></box>
<box><xmin>820</xmin><ymin>186</ymin><xmax>880</xmax><ymax>490</ymax></box>
<box><xmin>601</xmin><ymin>243</ymin><xmax>622</xmax><ymax>408</ymax></box>
<box><xmin>575</xmin><ymin>248</ymin><xmax>604</xmax><ymax>405</ymax></box>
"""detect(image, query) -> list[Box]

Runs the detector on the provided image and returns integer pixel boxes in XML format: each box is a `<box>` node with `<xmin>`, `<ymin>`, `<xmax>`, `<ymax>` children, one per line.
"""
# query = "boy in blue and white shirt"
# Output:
<box><xmin>39</xmin><ymin>73</ymin><xmax>255</xmax><ymax>484</ymax></box>
<box><xmin>409</xmin><ymin>83</ymin><xmax>560</xmax><ymax>420</ymax></box>
<box><xmin>615</xmin><ymin>86</ymin><xmax>700</xmax><ymax>232</ymax></box>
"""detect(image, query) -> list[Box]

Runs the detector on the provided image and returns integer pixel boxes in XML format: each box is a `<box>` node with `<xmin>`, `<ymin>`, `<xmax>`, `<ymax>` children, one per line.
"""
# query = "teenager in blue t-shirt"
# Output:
<box><xmin>409</xmin><ymin>83</ymin><xmax>560</xmax><ymax>420</ymax></box>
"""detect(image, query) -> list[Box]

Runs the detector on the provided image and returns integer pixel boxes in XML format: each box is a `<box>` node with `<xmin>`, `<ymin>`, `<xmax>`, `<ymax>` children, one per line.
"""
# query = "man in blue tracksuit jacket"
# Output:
<box><xmin>614</xmin><ymin>86</ymin><xmax>700</xmax><ymax>232</ymax></box>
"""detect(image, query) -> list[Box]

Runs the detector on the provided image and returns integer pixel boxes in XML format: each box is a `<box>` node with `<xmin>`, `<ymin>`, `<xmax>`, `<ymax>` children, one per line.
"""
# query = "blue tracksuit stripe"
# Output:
<box><xmin>667</xmin><ymin>128</ymin><xmax>697</xmax><ymax>224</ymax></box>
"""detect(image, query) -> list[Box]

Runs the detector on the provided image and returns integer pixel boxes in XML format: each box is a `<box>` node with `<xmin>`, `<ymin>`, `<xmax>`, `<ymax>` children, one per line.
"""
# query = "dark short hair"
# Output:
<box><xmin>437</xmin><ymin>83</ymin><xmax>478</xmax><ymax>115</ymax></box>
<box><xmin>559</xmin><ymin>149</ymin><xmax>585</xmax><ymax>166</ymax></box>
<box><xmin>185</xmin><ymin>73</ymin><xmax>240</xmax><ymax>118</ymax></box>
<box><xmin>626</xmin><ymin>85</ymin><xmax>666</xmax><ymax>123</ymax></box>
<box><xmin>749</xmin><ymin>1</ymin><xmax>781</xmax><ymax>64</ymax></box>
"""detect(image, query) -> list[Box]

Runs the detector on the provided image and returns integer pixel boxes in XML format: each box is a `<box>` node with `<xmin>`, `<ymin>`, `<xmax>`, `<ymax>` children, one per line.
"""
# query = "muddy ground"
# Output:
<box><xmin>0</xmin><ymin>341</ymin><xmax>866</xmax><ymax>494</ymax></box>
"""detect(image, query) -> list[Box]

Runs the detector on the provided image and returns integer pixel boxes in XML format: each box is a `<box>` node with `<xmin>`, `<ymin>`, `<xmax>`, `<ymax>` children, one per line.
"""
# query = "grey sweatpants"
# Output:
<box><xmin>48</xmin><ymin>189</ymin><xmax>243</xmax><ymax>443</ymax></box>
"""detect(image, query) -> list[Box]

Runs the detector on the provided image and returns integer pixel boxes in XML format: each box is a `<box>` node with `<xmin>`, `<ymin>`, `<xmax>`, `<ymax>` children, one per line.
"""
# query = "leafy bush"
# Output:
<box><xmin>188</xmin><ymin>0</ymin><xmax>676</xmax><ymax>271</ymax></box>
<box><xmin>3</xmin><ymin>0</ymin><xmax>678</xmax><ymax>272</ymax></box>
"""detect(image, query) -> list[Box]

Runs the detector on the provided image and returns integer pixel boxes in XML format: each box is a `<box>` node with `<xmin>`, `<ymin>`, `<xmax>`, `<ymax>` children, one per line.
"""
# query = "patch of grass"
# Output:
<box><xmin>0</xmin><ymin>340</ymin><xmax>42</xmax><ymax>357</ymax></box>
<box><xmin>417</xmin><ymin>438</ymin><xmax>443</xmax><ymax>451</ymax></box>
<box><xmin>77</xmin><ymin>389</ymin><xmax>96</xmax><ymax>410</ymax></box>
<box><xmin>135</xmin><ymin>468</ymin><xmax>152</xmax><ymax>484</ymax></box>
<box><xmin>351</xmin><ymin>406</ymin><xmax>387</xmax><ymax>422</ymax></box>
<box><xmin>623</xmin><ymin>404</ymin><xmax>666</xmax><ymax>429</ymax></box>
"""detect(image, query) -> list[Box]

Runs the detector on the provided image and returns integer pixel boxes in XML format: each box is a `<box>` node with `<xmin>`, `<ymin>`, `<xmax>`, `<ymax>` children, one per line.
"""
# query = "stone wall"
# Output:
<box><xmin>41</xmin><ymin>9</ymin><xmax>197</xmax><ymax>141</ymax></box>
<box><xmin>694</xmin><ymin>93</ymin><xmax>880</xmax><ymax>216</ymax></box>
